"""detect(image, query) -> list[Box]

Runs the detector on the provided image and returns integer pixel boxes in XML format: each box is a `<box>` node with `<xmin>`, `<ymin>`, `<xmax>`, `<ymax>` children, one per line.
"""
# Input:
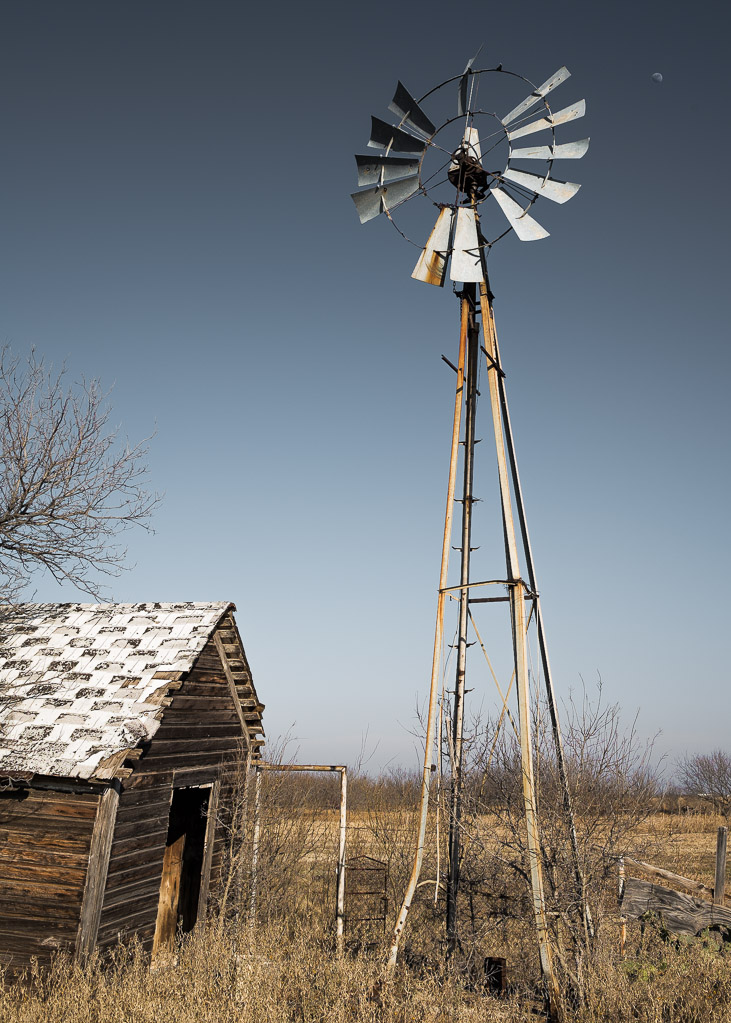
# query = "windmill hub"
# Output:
<box><xmin>447</xmin><ymin>146</ymin><xmax>490</xmax><ymax>200</ymax></box>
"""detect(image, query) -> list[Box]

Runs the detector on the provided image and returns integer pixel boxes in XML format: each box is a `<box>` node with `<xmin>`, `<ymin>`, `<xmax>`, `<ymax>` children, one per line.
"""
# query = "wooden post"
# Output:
<box><xmin>248</xmin><ymin>765</ymin><xmax>262</xmax><ymax>928</ymax></box>
<box><xmin>75</xmin><ymin>784</ymin><xmax>120</xmax><ymax>958</ymax></box>
<box><xmin>714</xmin><ymin>826</ymin><xmax>728</xmax><ymax>905</ymax></box>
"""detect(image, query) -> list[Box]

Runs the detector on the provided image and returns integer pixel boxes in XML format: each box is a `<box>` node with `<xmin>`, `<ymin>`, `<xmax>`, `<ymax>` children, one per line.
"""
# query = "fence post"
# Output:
<box><xmin>248</xmin><ymin>765</ymin><xmax>262</xmax><ymax>927</ymax></box>
<box><xmin>714</xmin><ymin>826</ymin><xmax>728</xmax><ymax>905</ymax></box>
<box><xmin>336</xmin><ymin>768</ymin><xmax>347</xmax><ymax>953</ymax></box>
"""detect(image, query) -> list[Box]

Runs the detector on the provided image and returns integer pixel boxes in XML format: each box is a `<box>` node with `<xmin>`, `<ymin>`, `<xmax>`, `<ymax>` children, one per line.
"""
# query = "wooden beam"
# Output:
<box><xmin>213</xmin><ymin>631</ymin><xmax>251</xmax><ymax>751</ymax></box>
<box><xmin>623</xmin><ymin>856</ymin><xmax>711</xmax><ymax>897</ymax></box>
<box><xmin>196</xmin><ymin>780</ymin><xmax>220</xmax><ymax>925</ymax></box>
<box><xmin>75</xmin><ymin>785</ymin><xmax>119</xmax><ymax>958</ymax></box>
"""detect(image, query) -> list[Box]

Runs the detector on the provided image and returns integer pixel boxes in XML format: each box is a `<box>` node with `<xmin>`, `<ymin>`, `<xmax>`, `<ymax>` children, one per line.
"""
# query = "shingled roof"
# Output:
<box><xmin>0</xmin><ymin>602</ymin><xmax>255</xmax><ymax>782</ymax></box>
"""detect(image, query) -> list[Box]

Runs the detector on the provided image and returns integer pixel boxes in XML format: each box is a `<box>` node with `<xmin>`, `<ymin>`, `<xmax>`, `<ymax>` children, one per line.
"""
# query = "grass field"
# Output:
<box><xmin>1</xmin><ymin>803</ymin><xmax>729</xmax><ymax>1022</ymax></box>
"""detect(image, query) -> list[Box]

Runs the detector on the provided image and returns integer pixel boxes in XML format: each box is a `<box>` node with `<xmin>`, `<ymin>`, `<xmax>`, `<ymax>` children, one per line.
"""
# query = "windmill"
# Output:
<box><xmin>351</xmin><ymin>61</ymin><xmax>590</xmax><ymax>1016</ymax></box>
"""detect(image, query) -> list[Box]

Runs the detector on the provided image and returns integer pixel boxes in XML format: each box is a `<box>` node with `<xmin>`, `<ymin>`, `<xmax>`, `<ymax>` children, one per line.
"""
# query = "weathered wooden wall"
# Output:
<box><xmin>0</xmin><ymin>786</ymin><xmax>99</xmax><ymax>968</ymax></box>
<box><xmin>96</xmin><ymin>614</ymin><xmax>261</xmax><ymax>952</ymax></box>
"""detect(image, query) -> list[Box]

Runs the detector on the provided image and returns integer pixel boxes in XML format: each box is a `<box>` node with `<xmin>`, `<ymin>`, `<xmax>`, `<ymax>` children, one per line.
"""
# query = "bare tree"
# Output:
<box><xmin>0</xmin><ymin>347</ymin><xmax>159</xmax><ymax>599</ymax></box>
<box><xmin>677</xmin><ymin>748</ymin><xmax>731</xmax><ymax>820</ymax></box>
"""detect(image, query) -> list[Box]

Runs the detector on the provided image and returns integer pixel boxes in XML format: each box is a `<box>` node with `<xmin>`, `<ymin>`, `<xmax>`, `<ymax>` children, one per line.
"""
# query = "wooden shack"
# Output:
<box><xmin>0</xmin><ymin>602</ymin><xmax>264</xmax><ymax>970</ymax></box>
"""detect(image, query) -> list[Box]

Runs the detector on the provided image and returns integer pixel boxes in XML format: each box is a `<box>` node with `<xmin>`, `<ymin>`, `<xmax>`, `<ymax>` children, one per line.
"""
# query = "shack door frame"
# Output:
<box><xmin>152</xmin><ymin>779</ymin><xmax>220</xmax><ymax>956</ymax></box>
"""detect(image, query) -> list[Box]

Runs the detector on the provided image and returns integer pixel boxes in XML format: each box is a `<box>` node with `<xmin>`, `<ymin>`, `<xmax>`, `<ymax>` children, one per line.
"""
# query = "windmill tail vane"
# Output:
<box><xmin>350</xmin><ymin>61</ymin><xmax>592</xmax><ymax>1022</ymax></box>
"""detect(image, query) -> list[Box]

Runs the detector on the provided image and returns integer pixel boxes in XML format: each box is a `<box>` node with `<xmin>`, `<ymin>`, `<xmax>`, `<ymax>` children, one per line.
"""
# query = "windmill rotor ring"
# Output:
<box><xmin>351</xmin><ymin>63</ymin><xmax>589</xmax><ymax>285</ymax></box>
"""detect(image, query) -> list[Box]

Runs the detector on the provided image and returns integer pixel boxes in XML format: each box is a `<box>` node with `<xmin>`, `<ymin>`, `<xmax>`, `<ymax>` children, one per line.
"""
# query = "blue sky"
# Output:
<box><xmin>1</xmin><ymin>1</ymin><xmax>729</xmax><ymax>772</ymax></box>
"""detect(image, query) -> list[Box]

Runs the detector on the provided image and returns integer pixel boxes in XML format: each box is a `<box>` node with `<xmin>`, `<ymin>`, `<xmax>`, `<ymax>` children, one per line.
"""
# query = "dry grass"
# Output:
<box><xmin>2</xmin><ymin>918</ymin><xmax>731</xmax><ymax>1023</ymax></box>
<box><xmin>2</xmin><ymin>806</ymin><xmax>729</xmax><ymax>1022</ymax></box>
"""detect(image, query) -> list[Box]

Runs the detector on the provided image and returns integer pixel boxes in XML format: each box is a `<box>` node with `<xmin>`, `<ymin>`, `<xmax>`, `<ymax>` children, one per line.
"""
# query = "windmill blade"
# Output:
<box><xmin>507</xmin><ymin>100</ymin><xmax>586</xmax><ymax>141</ymax></box>
<box><xmin>382</xmin><ymin>175</ymin><xmax>421</xmax><ymax>209</ymax></box>
<box><xmin>510</xmin><ymin>138</ymin><xmax>590</xmax><ymax>160</ymax></box>
<box><xmin>463</xmin><ymin>126</ymin><xmax>482</xmax><ymax>161</ymax></box>
<box><xmin>502</xmin><ymin>169</ymin><xmax>580</xmax><ymax>204</ymax></box>
<box><xmin>457</xmin><ymin>53</ymin><xmax>478</xmax><ymax>116</ymax></box>
<box><xmin>355</xmin><ymin>154</ymin><xmax>420</xmax><ymax>187</ymax></box>
<box><xmin>351</xmin><ymin>175</ymin><xmax>421</xmax><ymax>224</ymax></box>
<box><xmin>551</xmin><ymin>139</ymin><xmax>590</xmax><ymax>159</ymax></box>
<box><xmin>351</xmin><ymin>186</ymin><xmax>385</xmax><ymax>224</ymax></box>
<box><xmin>412</xmin><ymin>207</ymin><xmax>453</xmax><ymax>287</ymax></box>
<box><xmin>492</xmin><ymin>189</ymin><xmax>549</xmax><ymax>241</ymax></box>
<box><xmin>389</xmin><ymin>82</ymin><xmax>436</xmax><ymax>137</ymax></box>
<box><xmin>501</xmin><ymin>67</ymin><xmax>571</xmax><ymax>126</ymax></box>
<box><xmin>368</xmin><ymin>116</ymin><xmax>427</xmax><ymax>154</ymax></box>
<box><xmin>449</xmin><ymin>125</ymin><xmax>482</xmax><ymax>179</ymax></box>
<box><xmin>450</xmin><ymin>207</ymin><xmax>483</xmax><ymax>282</ymax></box>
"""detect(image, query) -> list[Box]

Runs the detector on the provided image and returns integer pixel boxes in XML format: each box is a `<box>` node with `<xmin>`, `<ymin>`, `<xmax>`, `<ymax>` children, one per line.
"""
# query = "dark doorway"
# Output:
<box><xmin>153</xmin><ymin>786</ymin><xmax>211</xmax><ymax>954</ymax></box>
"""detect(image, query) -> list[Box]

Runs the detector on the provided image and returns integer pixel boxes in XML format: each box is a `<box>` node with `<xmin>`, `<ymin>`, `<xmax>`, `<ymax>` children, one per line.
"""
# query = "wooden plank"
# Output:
<box><xmin>0</xmin><ymin>914</ymin><xmax>78</xmax><ymax>935</ymax></box>
<box><xmin>0</xmin><ymin>875</ymin><xmax>85</xmax><ymax>899</ymax></box>
<box><xmin>104</xmin><ymin>856</ymin><xmax>164</xmax><ymax>893</ymax></box>
<box><xmin>98</xmin><ymin>906</ymin><xmax>158</xmax><ymax>943</ymax></box>
<box><xmin>75</xmin><ymin>786</ymin><xmax>119</xmax><ymax>958</ymax></box>
<box><xmin>196</xmin><ymin>780</ymin><xmax>220</xmax><ymax>925</ymax></box>
<box><xmin>621</xmin><ymin>876</ymin><xmax>731</xmax><ymax>935</ymax></box>
<box><xmin>152</xmin><ymin>831</ymin><xmax>185</xmax><ymax>956</ymax></box>
<box><xmin>142</xmin><ymin>737</ymin><xmax>242</xmax><ymax>758</ymax></box>
<box><xmin>0</xmin><ymin>793</ymin><xmax>99</xmax><ymax>819</ymax></box>
<box><xmin>106</xmin><ymin>827</ymin><xmax>168</xmax><ymax>861</ymax></box>
<box><xmin>163</xmin><ymin>694</ymin><xmax>241</xmax><ymax>711</ymax></box>
<box><xmin>715</xmin><ymin>827</ymin><xmax>728</xmax><ymax>906</ymax></box>
<box><xmin>150</xmin><ymin>724</ymin><xmax>245</xmax><ymax>741</ymax></box>
<box><xmin>0</xmin><ymin>899</ymin><xmax>82</xmax><ymax>923</ymax></box>
<box><xmin>123</xmin><ymin>771</ymin><xmax>176</xmax><ymax>791</ymax></box>
<box><xmin>0</xmin><ymin>816</ymin><xmax>97</xmax><ymax>840</ymax></box>
<box><xmin>0</xmin><ymin>845</ymin><xmax>90</xmax><ymax>869</ymax></box>
<box><xmin>115</xmin><ymin>792</ymin><xmax>171</xmax><ymax>815</ymax></box>
<box><xmin>101</xmin><ymin>875</ymin><xmax>162</xmax><ymax>910</ymax></box>
<box><xmin>113</xmin><ymin>799</ymin><xmax>172</xmax><ymax>826</ymax></box>
<box><xmin>134</xmin><ymin>750</ymin><xmax>234</xmax><ymax>770</ymax></box>
<box><xmin>623</xmin><ymin>856</ymin><xmax>711</xmax><ymax>896</ymax></box>
<box><xmin>134</xmin><ymin>766</ymin><xmax>220</xmax><ymax>789</ymax></box>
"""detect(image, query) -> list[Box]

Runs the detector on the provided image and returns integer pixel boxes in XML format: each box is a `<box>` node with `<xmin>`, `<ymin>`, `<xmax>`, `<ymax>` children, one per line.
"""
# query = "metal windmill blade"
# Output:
<box><xmin>351</xmin><ymin>175</ymin><xmax>422</xmax><ymax>224</ymax></box>
<box><xmin>501</xmin><ymin>66</ymin><xmax>571</xmax><ymax>126</ymax></box>
<box><xmin>492</xmin><ymin>188</ymin><xmax>549</xmax><ymax>240</ymax></box>
<box><xmin>412</xmin><ymin>207</ymin><xmax>453</xmax><ymax>286</ymax></box>
<box><xmin>389</xmin><ymin>82</ymin><xmax>436</xmax><ymax>137</ymax></box>
<box><xmin>501</xmin><ymin>169</ymin><xmax>580</xmax><ymax>204</ymax></box>
<box><xmin>507</xmin><ymin>100</ymin><xmax>586</xmax><ymax>140</ymax></box>
<box><xmin>355</xmin><ymin>155</ymin><xmax>420</xmax><ymax>187</ymax></box>
<box><xmin>368</xmin><ymin>116</ymin><xmax>427</xmax><ymax>154</ymax></box>
<box><xmin>510</xmin><ymin>139</ymin><xmax>590</xmax><ymax>160</ymax></box>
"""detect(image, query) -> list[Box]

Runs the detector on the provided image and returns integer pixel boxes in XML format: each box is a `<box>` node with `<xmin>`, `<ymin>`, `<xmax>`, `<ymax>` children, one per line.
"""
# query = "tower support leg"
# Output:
<box><xmin>446</xmin><ymin>285</ymin><xmax>479</xmax><ymax>951</ymax></box>
<box><xmin>480</xmin><ymin>278</ymin><xmax>562</xmax><ymax>1021</ymax></box>
<box><xmin>386</xmin><ymin>285</ymin><xmax>469</xmax><ymax>973</ymax></box>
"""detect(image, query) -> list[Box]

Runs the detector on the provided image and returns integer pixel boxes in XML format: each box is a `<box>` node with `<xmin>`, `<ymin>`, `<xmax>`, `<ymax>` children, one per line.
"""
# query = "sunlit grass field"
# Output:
<box><xmin>2</xmin><ymin>807</ymin><xmax>730</xmax><ymax>1022</ymax></box>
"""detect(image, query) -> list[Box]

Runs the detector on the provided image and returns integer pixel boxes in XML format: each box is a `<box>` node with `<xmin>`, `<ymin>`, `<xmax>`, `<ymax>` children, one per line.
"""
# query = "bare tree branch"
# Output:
<box><xmin>0</xmin><ymin>347</ymin><xmax>160</xmax><ymax>599</ymax></box>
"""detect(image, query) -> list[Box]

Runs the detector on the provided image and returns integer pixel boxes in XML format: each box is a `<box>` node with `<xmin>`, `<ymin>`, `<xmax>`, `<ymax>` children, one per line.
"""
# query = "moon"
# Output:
<box><xmin>651</xmin><ymin>72</ymin><xmax>663</xmax><ymax>84</ymax></box>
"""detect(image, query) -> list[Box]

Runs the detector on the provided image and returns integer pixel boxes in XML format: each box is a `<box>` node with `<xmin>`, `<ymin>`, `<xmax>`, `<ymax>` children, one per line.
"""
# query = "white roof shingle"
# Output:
<box><xmin>0</xmin><ymin>602</ymin><xmax>234</xmax><ymax>781</ymax></box>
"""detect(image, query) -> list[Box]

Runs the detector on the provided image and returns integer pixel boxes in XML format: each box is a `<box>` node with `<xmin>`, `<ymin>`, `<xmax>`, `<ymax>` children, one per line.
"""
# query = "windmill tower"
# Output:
<box><xmin>351</xmin><ymin>61</ymin><xmax>591</xmax><ymax>1016</ymax></box>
